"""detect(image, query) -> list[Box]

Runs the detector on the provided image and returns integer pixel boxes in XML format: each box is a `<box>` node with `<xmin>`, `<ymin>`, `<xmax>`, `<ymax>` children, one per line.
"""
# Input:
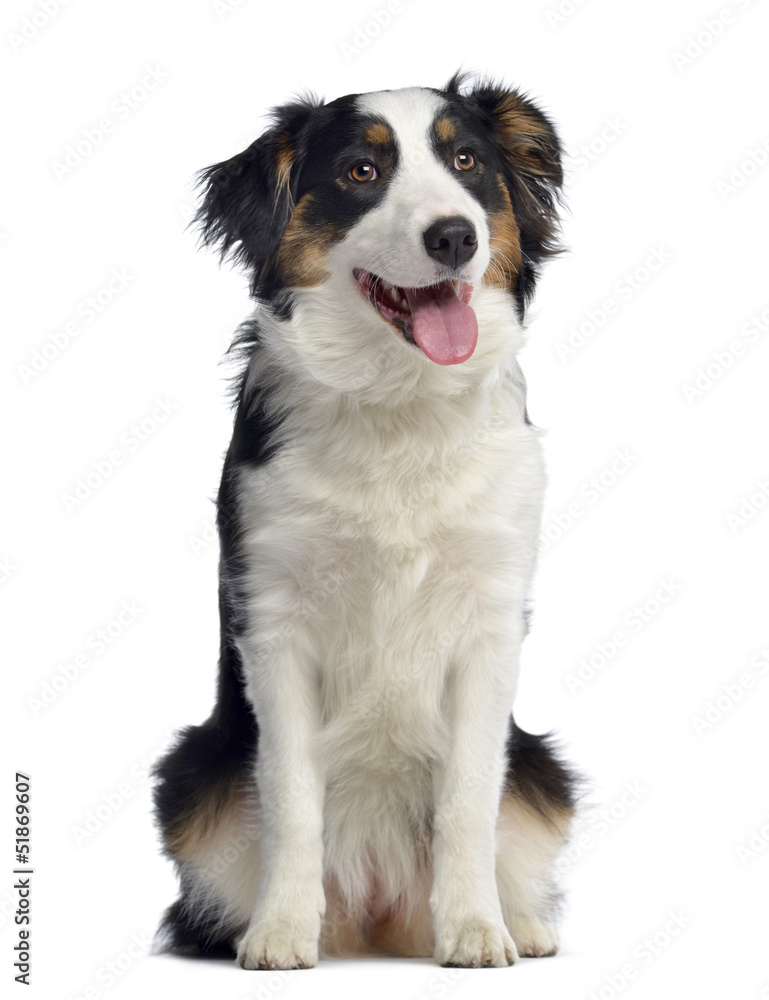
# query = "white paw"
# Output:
<box><xmin>511</xmin><ymin>916</ymin><xmax>559</xmax><ymax>957</ymax></box>
<box><xmin>236</xmin><ymin>913</ymin><xmax>321</xmax><ymax>970</ymax></box>
<box><xmin>435</xmin><ymin>917</ymin><xmax>518</xmax><ymax>968</ymax></box>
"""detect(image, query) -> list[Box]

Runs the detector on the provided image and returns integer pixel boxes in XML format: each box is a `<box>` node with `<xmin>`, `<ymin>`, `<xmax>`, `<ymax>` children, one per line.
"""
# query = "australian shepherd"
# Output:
<box><xmin>153</xmin><ymin>72</ymin><xmax>577</xmax><ymax>970</ymax></box>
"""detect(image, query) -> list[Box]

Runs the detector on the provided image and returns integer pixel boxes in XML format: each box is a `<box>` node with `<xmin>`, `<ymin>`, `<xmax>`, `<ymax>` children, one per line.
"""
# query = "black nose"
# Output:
<box><xmin>423</xmin><ymin>216</ymin><xmax>478</xmax><ymax>270</ymax></box>
<box><xmin>423</xmin><ymin>215</ymin><xmax>478</xmax><ymax>269</ymax></box>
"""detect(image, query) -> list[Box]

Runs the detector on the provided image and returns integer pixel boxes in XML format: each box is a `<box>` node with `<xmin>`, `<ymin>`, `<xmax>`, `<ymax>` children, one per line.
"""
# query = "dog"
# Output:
<box><xmin>153</xmin><ymin>72</ymin><xmax>577</xmax><ymax>970</ymax></box>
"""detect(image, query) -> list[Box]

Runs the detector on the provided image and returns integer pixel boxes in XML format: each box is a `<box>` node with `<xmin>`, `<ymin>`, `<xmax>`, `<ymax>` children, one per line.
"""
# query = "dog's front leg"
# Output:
<box><xmin>431</xmin><ymin>628</ymin><xmax>520</xmax><ymax>968</ymax></box>
<box><xmin>236</xmin><ymin>640</ymin><xmax>326</xmax><ymax>970</ymax></box>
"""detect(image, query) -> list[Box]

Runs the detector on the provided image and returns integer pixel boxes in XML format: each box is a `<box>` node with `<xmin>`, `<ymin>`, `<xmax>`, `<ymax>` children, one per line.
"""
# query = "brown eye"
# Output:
<box><xmin>349</xmin><ymin>161</ymin><xmax>378</xmax><ymax>183</ymax></box>
<box><xmin>454</xmin><ymin>149</ymin><xmax>475</xmax><ymax>171</ymax></box>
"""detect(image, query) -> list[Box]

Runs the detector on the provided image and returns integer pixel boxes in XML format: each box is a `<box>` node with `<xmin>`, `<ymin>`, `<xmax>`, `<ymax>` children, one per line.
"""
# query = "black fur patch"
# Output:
<box><xmin>505</xmin><ymin>718</ymin><xmax>580</xmax><ymax>818</ymax></box>
<box><xmin>154</xmin><ymin>896</ymin><xmax>236</xmax><ymax>958</ymax></box>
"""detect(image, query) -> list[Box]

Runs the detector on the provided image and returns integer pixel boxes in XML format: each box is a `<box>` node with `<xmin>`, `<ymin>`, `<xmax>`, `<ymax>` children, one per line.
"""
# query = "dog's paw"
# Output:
<box><xmin>236</xmin><ymin>915</ymin><xmax>320</xmax><ymax>970</ymax></box>
<box><xmin>511</xmin><ymin>916</ymin><xmax>559</xmax><ymax>957</ymax></box>
<box><xmin>435</xmin><ymin>917</ymin><xmax>518</xmax><ymax>968</ymax></box>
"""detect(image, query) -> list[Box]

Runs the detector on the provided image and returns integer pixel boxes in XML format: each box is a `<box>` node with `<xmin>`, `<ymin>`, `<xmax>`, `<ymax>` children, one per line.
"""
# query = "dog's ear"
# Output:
<box><xmin>194</xmin><ymin>99</ymin><xmax>319</xmax><ymax>290</ymax></box>
<box><xmin>447</xmin><ymin>74</ymin><xmax>564</xmax><ymax>308</ymax></box>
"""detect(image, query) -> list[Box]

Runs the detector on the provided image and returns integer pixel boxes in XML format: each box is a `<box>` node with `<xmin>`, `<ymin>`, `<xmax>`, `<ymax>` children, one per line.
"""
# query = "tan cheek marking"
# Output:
<box><xmin>486</xmin><ymin>175</ymin><xmax>522</xmax><ymax>290</ymax></box>
<box><xmin>434</xmin><ymin>118</ymin><xmax>457</xmax><ymax>142</ymax></box>
<box><xmin>364</xmin><ymin>122</ymin><xmax>393</xmax><ymax>146</ymax></box>
<box><xmin>275</xmin><ymin>195</ymin><xmax>339</xmax><ymax>288</ymax></box>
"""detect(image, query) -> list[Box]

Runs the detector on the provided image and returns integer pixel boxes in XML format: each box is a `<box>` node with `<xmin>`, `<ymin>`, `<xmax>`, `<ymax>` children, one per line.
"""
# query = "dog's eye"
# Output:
<box><xmin>454</xmin><ymin>150</ymin><xmax>475</xmax><ymax>171</ymax></box>
<box><xmin>348</xmin><ymin>161</ymin><xmax>378</xmax><ymax>183</ymax></box>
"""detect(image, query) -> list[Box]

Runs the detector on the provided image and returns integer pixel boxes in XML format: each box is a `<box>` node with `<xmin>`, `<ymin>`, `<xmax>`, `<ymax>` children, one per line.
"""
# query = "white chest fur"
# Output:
<box><xmin>234</xmin><ymin>363</ymin><xmax>545</xmax><ymax>908</ymax></box>
<box><xmin>236</xmin><ymin>366</ymin><xmax>544</xmax><ymax>745</ymax></box>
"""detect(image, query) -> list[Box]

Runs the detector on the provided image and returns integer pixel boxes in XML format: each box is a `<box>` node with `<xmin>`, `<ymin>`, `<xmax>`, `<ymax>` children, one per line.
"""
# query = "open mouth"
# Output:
<box><xmin>353</xmin><ymin>269</ymin><xmax>478</xmax><ymax>366</ymax></box>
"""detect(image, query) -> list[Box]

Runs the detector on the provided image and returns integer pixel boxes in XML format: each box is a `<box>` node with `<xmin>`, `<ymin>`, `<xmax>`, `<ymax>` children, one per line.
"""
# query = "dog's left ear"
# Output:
<box><xmin>448</xmin><ymin>76</ymin><xmax>564</xmax><ymax>306</ymax></box>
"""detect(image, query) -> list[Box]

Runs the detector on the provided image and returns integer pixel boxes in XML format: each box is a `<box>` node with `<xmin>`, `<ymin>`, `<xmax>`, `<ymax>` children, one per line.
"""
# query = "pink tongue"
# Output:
<box><xmin>403</xmin><ymin>281</ymin><xmax>478</xmax><ymax>365</ymax></box>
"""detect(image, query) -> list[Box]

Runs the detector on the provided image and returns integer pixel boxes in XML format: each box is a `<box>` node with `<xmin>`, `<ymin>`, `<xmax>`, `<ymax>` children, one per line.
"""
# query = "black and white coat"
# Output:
<box><xmin>154</xmin><ymin>74</ymin><xmax>577</xmax><ymax>970</ymax></box>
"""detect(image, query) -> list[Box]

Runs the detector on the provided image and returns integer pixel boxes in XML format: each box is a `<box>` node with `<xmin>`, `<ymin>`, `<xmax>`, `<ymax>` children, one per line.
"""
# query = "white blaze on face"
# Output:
<box><xmin>342</xmin><ymin>88</ymin><xmax>491</xmax><ymax>289</ymax></box>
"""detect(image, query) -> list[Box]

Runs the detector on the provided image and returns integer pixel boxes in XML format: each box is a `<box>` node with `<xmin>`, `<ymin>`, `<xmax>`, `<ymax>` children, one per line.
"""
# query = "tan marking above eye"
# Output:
<box><xmin>435</xmin><ymin>118</ymin><xmax>457</xmax><ymax>142</ymax></box>
<box><xmin>454</xmin><ymin>149</ymin><xmax>475</xmax><ymax>171</ymax></box>
<box><xmin>364</xmin><ymin>122</ymin><xmax>392</xmax><ymax>145</ymax></box>
<box><xmin>349</xmin><ymin>161</ymin><xmax>378</xmax><ymax>183</ymax></box>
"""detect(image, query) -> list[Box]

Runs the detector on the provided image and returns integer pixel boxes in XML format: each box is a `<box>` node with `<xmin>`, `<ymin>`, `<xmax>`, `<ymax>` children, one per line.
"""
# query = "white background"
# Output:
<box><xmin>3</xmin><ymin>0</ymin><xmax>769</xmax><ymax>998</ymax></box>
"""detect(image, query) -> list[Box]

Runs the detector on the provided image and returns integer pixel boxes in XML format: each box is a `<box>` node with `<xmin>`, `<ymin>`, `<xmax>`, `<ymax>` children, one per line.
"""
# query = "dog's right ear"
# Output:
<box><xmin>194</xmin><ymin>99</ymin><xmax>319</xmax><ymax>287</ymax></box>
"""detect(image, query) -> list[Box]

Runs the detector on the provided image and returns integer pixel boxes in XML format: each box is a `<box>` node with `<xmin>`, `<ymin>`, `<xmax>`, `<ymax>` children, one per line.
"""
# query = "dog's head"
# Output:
<box><xmin>196</xmin><ymin>74</ymin><xmax>562</xmax><ymax>382</ymax></box>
